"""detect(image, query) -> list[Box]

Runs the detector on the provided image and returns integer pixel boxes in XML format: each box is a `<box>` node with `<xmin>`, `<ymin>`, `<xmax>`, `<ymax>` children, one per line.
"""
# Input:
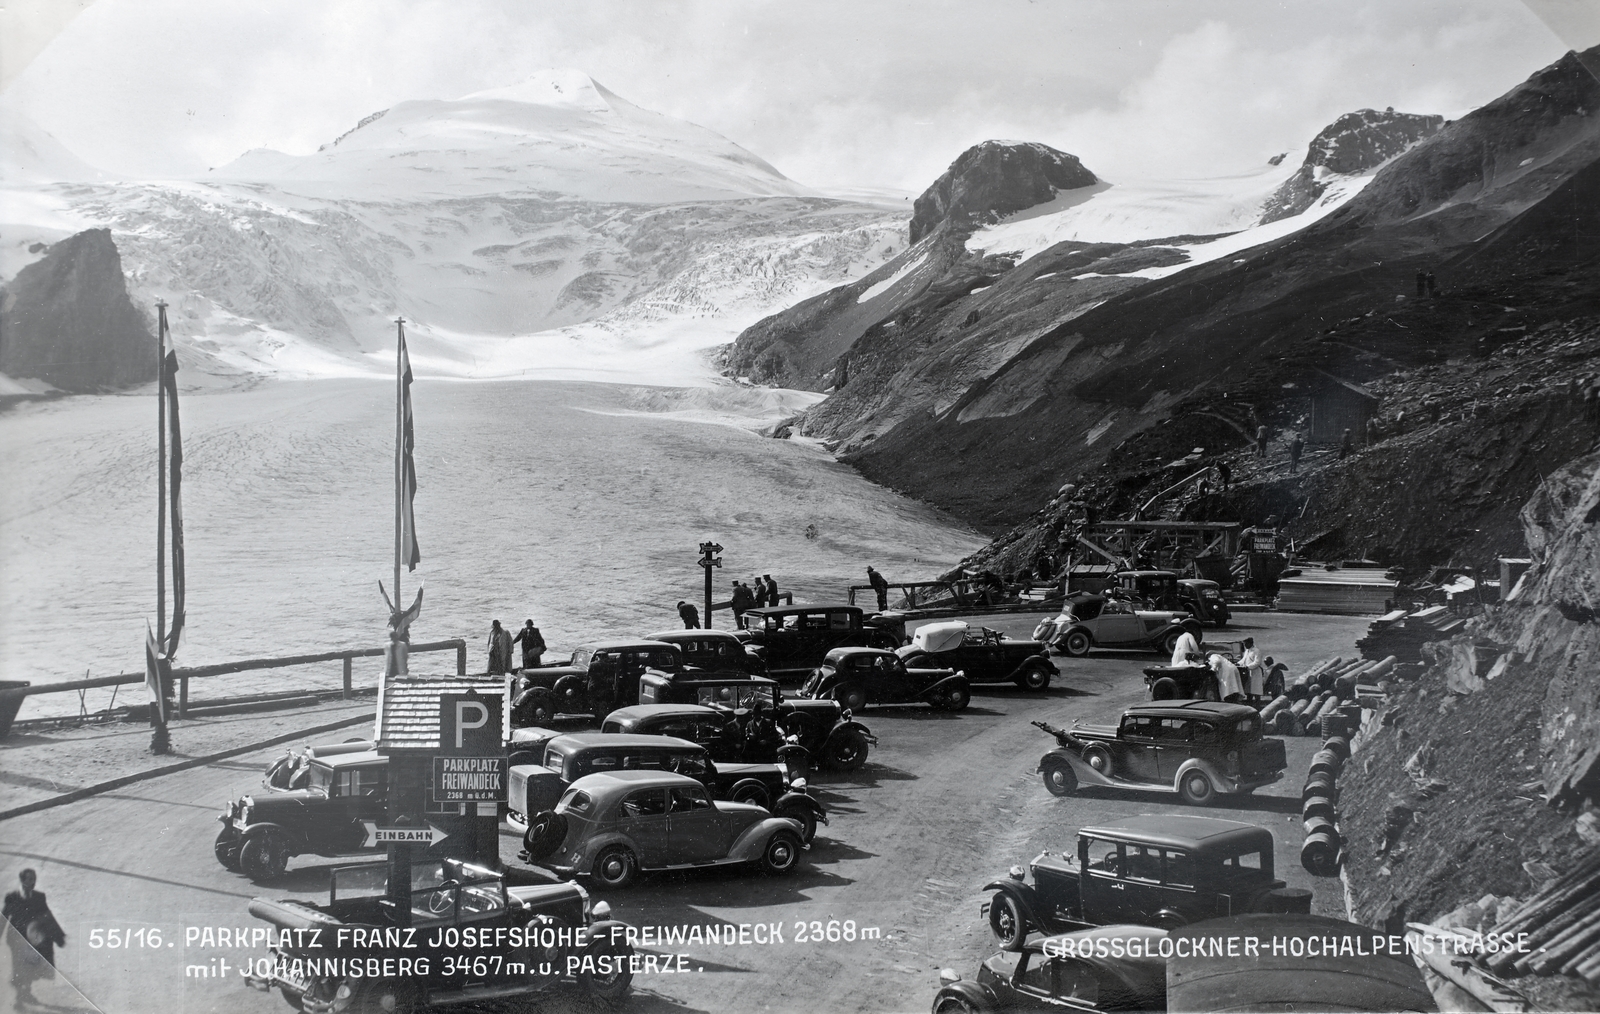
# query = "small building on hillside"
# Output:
<box><xmin>1308</xmin><ymin>370</ymin><xmax>1378</xmax><ymax>444</ymax></box>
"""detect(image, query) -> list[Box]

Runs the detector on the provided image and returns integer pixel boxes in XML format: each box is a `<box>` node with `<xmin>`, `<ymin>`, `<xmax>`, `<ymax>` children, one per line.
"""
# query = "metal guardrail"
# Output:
<box><xmin>0</xmin><ymin>639</ymin><xmax>468</xmax><ymax>727</ymax></box>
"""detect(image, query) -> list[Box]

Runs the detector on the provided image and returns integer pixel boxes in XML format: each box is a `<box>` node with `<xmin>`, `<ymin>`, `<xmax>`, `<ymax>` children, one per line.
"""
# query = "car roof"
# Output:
<box><xmin>604</xmin><ymin>704</ymin><xmax>719</xmax><ymax>724</ymax></box>
<box><xmin>1126</xmin><ymin>701</ymin><xmax>1259</xmax><ymax>721</ymax></box>
<box><xmin>1079</xmin><ymin>815</ymin><xmax>1272</xmax><ymax>851</ymax></box>
<box><xmin>1118</xmin><ymin>570</ymin><xmax>1178</xmax><ymax>578</ymax></box>
<box><xmin>823</xmin><ymin>646</ymin><xmax>896</xmax><ymax>661</ymax></box>
<box><xmin>581</xmin><ymin>640</ymin><xmax>679</xmax><ymax>653</ymax></box>
<box><xmin>548</xmin><ymin>733</ymin><xmax>701</xmax><ymax>754</ymax></box>
<box><xmin>643</xmin><ymin>630</ymin><xmax>741</xmax><ymax>644</ymax></box>
<box><xmin>567</xmin><ymin>770</ymin><xmax>704</xmax><ymax>793</ymax></box>
<box><xmin>744</xmin><ymin>604</ymin><xmax>861</xmax><ymax>617</ymax></box>
<box><xmin>314</xmin><ymin>750</ymin><xmax>387</xmax><ymax>768</ymax></box>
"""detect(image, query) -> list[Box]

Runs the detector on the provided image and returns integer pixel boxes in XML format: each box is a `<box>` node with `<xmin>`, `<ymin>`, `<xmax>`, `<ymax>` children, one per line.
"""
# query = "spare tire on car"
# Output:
<box><xmin>522</xmin><ymin>811</ymin><xmax>568</xmax><ymax>862</ymax></box>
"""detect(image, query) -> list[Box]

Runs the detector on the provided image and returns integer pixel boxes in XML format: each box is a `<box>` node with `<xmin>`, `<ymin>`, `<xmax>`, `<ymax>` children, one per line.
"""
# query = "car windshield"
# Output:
<box><xmin>696</xmin><ymin>685</ymin><xmax>778</xmax><ymax>709</ymax></box>
<box><xmin>330</xmin><ymin>863</ymin><xmax>388</xmax><ymax>903</ymax></box>
<box><xmin>307</xmin><ymin>762</ymin><xmax>335</xmax><ymax>792</ymax></box>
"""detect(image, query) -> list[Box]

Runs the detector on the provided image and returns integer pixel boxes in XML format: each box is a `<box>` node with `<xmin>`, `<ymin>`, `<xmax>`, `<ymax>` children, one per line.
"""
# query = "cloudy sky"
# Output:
<box><xmin>2</xmin><ymin>0</ymin><xmax>1594</xmax><ymax>192</ymax></box>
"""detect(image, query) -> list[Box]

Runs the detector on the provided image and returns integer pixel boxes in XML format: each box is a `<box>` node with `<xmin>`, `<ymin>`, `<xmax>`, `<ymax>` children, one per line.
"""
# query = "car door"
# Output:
<box><xmin>877</xmin><ymin>656</ymin><xmax>916</xmax><ymax>700</ymax></box>
<box><xmin>1116</xmin><ymin>716</ymin><xmax>1162</xmax><ymax>782</ymax></box>
<box><xmin>1079</xmin><ymin>836</ymin><xmax>1129</xmax><ymax>923</ymax></box>
<box><xmin>618</xmin><ymin>787</ymin><xmax>672</xmax><ymax>865</ymax></box>
<box><xmin>667</xmin><ymin>784</ymin><xmax>730</xmax><ymax>863</ymax></box>
<box><xmin>1095</xmin><ymin>601</ymin><xmax>1142</xmax><ymax>645</ymax></box>
<box><xmin>1156</xmin><ymin>718</ymin><xmax>1194</xmax><ymax>781</ymax></box>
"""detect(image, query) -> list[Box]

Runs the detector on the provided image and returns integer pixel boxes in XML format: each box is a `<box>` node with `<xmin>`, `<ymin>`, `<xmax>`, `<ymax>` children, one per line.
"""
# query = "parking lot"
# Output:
<box><xmin>6</xmin><ymin>609</ymin><xmax>1369</xmax><ymax>1014</ymax></box>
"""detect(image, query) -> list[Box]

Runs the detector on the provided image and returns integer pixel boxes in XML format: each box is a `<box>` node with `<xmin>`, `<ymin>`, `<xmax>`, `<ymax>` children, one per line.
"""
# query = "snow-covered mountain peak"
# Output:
<box><xmin>460</xmin><ymin>68</ymin><xmax>616</xmax><ymax>112</ymax></box>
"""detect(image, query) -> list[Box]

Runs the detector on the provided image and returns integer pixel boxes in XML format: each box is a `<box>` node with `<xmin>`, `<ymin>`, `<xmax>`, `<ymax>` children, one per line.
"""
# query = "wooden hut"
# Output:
<box><xmin>1308</xmin><ymin>370</ymin><xmax>1378</xmax><ymax>444</ymax></box>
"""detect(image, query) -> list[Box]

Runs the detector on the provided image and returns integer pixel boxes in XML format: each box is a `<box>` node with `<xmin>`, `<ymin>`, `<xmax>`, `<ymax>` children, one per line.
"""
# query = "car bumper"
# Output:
<box><xmin>1225</xmin><ymin>771</ymin><xmax>1283</xmax><ymax>793</ymax></box>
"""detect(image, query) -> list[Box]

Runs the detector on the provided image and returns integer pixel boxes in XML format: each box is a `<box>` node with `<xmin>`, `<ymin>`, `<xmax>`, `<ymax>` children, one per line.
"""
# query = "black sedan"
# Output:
<box><xmin>932</xmin><ymin>925</ymin><xmax>1168</xmax><ymax>1013</ymax></box>
<box><xmin>796</xmin><ymin>647</ymin><xmax>970</xmax><ymax>712</ymax></box>
<box><xmin>897</xmin><ymin>620</ymin><xmax>1056</xmax><ymax>690</ymax></box>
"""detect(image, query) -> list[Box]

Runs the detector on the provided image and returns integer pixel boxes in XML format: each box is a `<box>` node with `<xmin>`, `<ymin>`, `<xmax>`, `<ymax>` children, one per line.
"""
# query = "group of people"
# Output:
<box><xmin>487</xmin><ymin>618</ymin><xmax>546</xmax><ymax>675</ymax></box>
<box><xmin>1170</xmin><ymin>631</ymin><xmax>1273</xmax><ymax>701</ymax></box>
<box><xmin>673</xmin><ymin>574</ymin><xmax>786</xmax><ymax>629</ymax></box>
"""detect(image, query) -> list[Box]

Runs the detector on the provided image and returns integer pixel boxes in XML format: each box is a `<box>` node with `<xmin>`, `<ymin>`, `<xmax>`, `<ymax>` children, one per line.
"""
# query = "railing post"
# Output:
<box><xmin>179</xmin><ymin>677</ymin><xmax>188</xmax><ymax>718</ymax></box>
<box><xmin>456</xmin><ymin>642</ymin><xmax>466</xmax><ymax>675</ymax></box>
<box><xmin>343</xmin><ymin>656</ymin><xmax>353</xmax><ymax>699</ymax></box>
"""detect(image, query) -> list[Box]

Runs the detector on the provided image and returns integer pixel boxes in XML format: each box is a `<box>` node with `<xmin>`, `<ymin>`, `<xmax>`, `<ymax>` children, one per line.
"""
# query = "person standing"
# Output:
<box><xmin>677</xmin><ymin>600</ymin><xmax>700</xmax><ymax>629</ymax></box>
<box><xmin>1255</xmin><ymin>424</ymin><xmax>1269</xmax><ymax>459</ymax></box>
<box><xmin>730</xmin><ymin>581</ymin><xmax>755</xmax><ymax>624</ymax></box>
<box><xmin>512</xmin><ymin>619</ymin><xmax>546</xmax><ymax>669</ymax></box>
<box><xmin>1238</xmin><ymin>637</ymin><xmax>1265</xmax><ymax>697</ymax></box>
<box><xmin>1288</xmin><ymin>433</ymin><xmax>1304</xmax><ymax>475</ymax></box>
<box><xmin>1339</xmin><ymin>428</ymin><xmax>1354</xmax><ymax>460</ymax></box>
<box><xmin>762</xmin><ymin>574</ymin><xmax>779</xmax><ymax>607</ymax></box>
<box><xmin>753</xmin><ymin>577</ymin><xmax>770</xmax><ymax>608</ymax></box>
<box><xmin>487</xmin><ymin>619</ymin><xmax>513</xmax><ymax>676</ymax></box>
<box><xmin>1215</xmin><ymin>460</ymin><xmax>1231</xmax><ymax>492</ymax></box>
<box><xmin>5</xmin><ymin>869</ymin><xmax>65</xmax><ymax>1009</ymax></box>
<box><xmin>866</xmin><ymin>566</ymin><xmax>890</xmax><ymax>611</ymax></box>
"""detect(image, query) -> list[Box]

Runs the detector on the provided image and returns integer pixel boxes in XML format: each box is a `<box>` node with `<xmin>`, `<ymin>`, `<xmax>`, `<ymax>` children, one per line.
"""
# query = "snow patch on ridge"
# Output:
<box><xmin>857</xmin><ymin>253</ymin><xmax>928</xmax><ymax>303</ymax></box>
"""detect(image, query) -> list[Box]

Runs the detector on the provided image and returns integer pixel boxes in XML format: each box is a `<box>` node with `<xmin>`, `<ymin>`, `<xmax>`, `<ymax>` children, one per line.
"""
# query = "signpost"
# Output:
<box><xmin>435</xmin><ymin>692</ymin><xmax>505</xmax><ymax>816</ymax></box>
<box><xmin>363</xmin><ymin>821</ymin><xmax>449</xmax><ymax>847</ymax></box>
<box><xmin>699</xmin><ymin>541</ymin><xmax>723</xmax><ymax>629</ymax></box>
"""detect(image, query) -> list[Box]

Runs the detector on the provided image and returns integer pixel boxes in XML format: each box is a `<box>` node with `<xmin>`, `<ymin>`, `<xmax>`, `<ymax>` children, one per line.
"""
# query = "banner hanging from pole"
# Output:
<box><xmin>163</xmin><ymin>349</ymin><xmax>185</xmax><ymax>656</ymax></box>
<box><xmin>144</xmin><ymin>623</ymin><xmax>168</xmax><ymax>725</ymax></box>
<box><xmin>398</xmin><ymin>325</ymin><xmax>421</xmax><ymax>572</ymax></box>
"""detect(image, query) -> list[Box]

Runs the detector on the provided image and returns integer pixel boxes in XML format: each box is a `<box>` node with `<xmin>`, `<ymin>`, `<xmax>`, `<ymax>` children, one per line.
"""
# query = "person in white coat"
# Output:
<box><xmin>1237</xmin><ymin>637</ymin><xmax>1265</xmax><ymax>697</ymax></box>
<box><xmin>1209</xmin><ymin>652</ymin><xmax>1244</xmax><ymax>701</ymax></box>
<box><xmin>1170</xmin><ymin>629</ymin><xmax>1202</xmax><ymax>667</ymax></box>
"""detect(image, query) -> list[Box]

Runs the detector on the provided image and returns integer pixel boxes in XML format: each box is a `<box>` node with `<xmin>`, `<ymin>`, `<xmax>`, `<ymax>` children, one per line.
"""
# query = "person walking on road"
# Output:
<box><xmin>512</xmin><ymin>619</ymin><xmax>546</xmax><ymax>669</ymax></box>
<box><xmin>487</xmin><ymin>619</ymin><xmax>513</xmax><ymax>675</ymax></box>
<box><xmin>866</xmin><ymin>566</ymin><xmax>891</xmax><ymax>611</ymax></box>
<box><xmin>677</xmin><ymin>600</ymin><xmax>700</xmax><ymax>629</ymax></box>
<box><xmin>5</xmin><ymin>869</ymin><xmax>65</xmax><ymax>1010</ymax></box>
<box><xmin>1288</xmin><ymin>433</ymin><xmax>1304</xmax><ymax>475</ymax></box>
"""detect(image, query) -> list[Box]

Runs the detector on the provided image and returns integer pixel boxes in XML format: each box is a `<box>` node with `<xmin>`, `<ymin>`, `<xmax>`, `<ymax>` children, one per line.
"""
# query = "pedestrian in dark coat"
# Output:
<box><xmin>1288</xmin><ymin>433</ymin><xmax>1304</xmax><ymax>474</ymax></box>
<box><xmin>866</xmin><ymin>566</ymin><xmax>890</xmax><ymax>611</ymax></box>
<box><xmin>677</xmin><ymin>600</ymin><xmax>700</xmax><ymax>629</ymax></box>
<box><xmin>1255</xmin><ymin>424</ymin><xmax>1269</xmax><ymax>458</ymax></box>
<box><xmin>1215</xmin><ymin>460</ymin><xmax>1231</xmax><ymax>492</ymax></box>
<box><xmin>753</xmin><ymin>578</ymin><xmax>770</xmax><ymax>608</ymax></box>
<box><xmin>512</xmin><ymin>619</ymin><xmax>546</xmax><ymax>669</ymax></box>
<box><xmin>730</xmin><ymin>582</ymin><xmax>755</xmax><ymax>623</ymax></box>
<box><xmin>487</xmin><ymin>619</ymin><xmax>513</xmax><ymax>675</ymax></box>
<box><xmin>1339</xmin><ymin>428</ymin><xmax>1354</xmax><ymax>459</ymax></box>
<box><xmin>5</xmin><ymin>869</ymin><xmax>65</xmax><ymax>1007</ymax></box>
<box><xmin>762</xmin><ymin>574</ymin><xmax>779</xmax><ymax>606</ymax></box>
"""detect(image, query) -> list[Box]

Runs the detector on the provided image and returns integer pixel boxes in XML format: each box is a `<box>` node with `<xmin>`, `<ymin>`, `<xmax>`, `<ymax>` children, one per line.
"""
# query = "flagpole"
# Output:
<box><xmin>395</xmin><ymin>317</ymin><xmax>405</xmax><ymax>608</ymax></box>
<box><xmin>157</xmin><ymin>301</ymin><xmax>168</xmax><ymax>650</ymax></box>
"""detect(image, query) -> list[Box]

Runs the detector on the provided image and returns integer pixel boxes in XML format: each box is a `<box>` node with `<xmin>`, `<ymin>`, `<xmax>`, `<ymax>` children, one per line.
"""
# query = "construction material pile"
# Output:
<box><xmin>1484</xmin><ymin>849</ymin><xmax>1600</xmax><ymax>984</ymax></box>
<box><xmin>1301</xmin><ymin>732</ymin><xmax>1351</xmax><ymax>877</ymax></box>
<box><xmin>1356</xmin><ymin>605</ymin><xmax>1467</xmax><ymax>662</ymax></box>
<box><xmin>1258</xmin><ymin>654</ymin><xmax>1395</xmax><ymax>737</ymax></box>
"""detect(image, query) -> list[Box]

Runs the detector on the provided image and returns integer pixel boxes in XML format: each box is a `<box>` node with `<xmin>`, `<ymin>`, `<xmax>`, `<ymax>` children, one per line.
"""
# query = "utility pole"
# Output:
<box><xmin>698</xmin><ymin>542</ymin><xmax>723</xmax><ymax>629</ymax></box>
<box><xmin>152</xmin><ymin>301</ymin><xmax>171</xmax><ymax>754</ymax></box>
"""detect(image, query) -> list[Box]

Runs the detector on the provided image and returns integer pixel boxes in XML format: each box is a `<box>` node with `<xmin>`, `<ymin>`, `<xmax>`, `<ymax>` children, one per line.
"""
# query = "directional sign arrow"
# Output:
<box><xmin>361</xmin><ymin>821</ymin><xmax>450</xmax><ymax>848</ymax></box>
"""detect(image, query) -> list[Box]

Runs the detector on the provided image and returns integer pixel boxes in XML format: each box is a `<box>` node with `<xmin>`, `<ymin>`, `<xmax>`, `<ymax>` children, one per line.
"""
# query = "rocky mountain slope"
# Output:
<box><xmin>1259</xmin><ymin>107</ymin><xmax>1443</xmax><ymax>223</ymax></box>
<box><xmin>0</xmin><ymin>228</ymin><xmax>154</xmax><ymax>392</ymax></box>
<box><xmin>909</xmin><ymin>141</ymin><xmax>1097</xmax><ymax>242</ymax></box>
<box><xmin>834</xmin><ymin>45</ymin><xmax>1600</xmax><ymax>533</ymax></box>
<box><xmin>0</xmin><ymin>71</ymin><xmax>904</xmax><ymax>385</ymax></box>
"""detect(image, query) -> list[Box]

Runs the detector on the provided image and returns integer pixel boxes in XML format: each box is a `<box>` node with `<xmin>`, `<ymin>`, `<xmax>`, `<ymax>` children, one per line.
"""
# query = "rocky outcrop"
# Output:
<box><xmin>0</xmin><ymin>228</ymin><xmax>155</xmax><ymax>392</ymax></box>
<box><xmin>909</xmin><ymin>141</ymin><xmax>1097</xmax><ymax>243</ymax></box>
<box><xmin>1260</xmin><ymin>108</ymin><xmax>1443</xmax><ymax>223</ymax></box>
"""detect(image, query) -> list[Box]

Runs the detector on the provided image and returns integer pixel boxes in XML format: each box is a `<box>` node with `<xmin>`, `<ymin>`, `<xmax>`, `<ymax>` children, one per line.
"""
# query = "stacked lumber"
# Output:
<box><xmin>1486</xmin><ymin>849</ymin><xmax>1600</xmax><ymax>983</ymax></box>
<box><xmin>1276</xmin><ymin>567</ymin><xmax>1397</xmax><ymax>615</ymax></box>
<box><xmin>1356</xmin><ymin>605</ymin><xmax>1469</xmax><ymax>662</ymax></box>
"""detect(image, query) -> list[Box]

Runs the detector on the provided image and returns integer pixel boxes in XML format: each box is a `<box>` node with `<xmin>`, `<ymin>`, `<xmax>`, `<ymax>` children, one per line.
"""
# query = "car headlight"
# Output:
<box><xmin>791</xmin><ymin>777</ymin><xmax>807</xmax><ymax>792</ymax></box>
<box><xmin>240</xmin><ymin>795</ymin><xmax>253</xmax><ymax>824</ymax></box>
<box><xmin>591</xmin><ymin>900</ymin><xmax>611</xmax><ymax>921</ymax></box>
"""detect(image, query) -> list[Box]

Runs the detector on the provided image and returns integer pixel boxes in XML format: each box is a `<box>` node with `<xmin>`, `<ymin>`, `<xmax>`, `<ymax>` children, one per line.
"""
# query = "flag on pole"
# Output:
<box><xmin>144</xmin><ymin>623</ymin><xmax>168</xmax><ymax>725</ymax></box>
<box><xmin>163</xmin><ymin>349</ymin><xmax>186</xmax><ymax>655</ymax></box>
<box><xmin>399</xmin><ymin>326</ymin><xmax>421</xmax><ymax>571</ymax></box>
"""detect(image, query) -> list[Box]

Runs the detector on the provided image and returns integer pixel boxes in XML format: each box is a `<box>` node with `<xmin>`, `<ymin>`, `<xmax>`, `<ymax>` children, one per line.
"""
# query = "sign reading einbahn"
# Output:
<box><xmin>434</xmin><ymin>691</ymin><xmax>507</xmax><ymax>804</ymax></box>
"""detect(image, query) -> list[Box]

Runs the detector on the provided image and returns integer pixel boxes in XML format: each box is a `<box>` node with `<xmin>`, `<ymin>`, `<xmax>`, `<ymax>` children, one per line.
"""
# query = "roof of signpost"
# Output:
<box><xmin>376</xmin><ymin>675</ymin><xmax>507</xmax><ymax>751</ymax></box>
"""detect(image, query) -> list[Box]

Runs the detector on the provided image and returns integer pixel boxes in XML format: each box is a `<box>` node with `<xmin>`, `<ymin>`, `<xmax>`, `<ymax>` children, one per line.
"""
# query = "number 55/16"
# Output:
<box><xmin>88</xmin><ymin>927</ymin><xmax>163</xmax><ymax>948</ymax></box>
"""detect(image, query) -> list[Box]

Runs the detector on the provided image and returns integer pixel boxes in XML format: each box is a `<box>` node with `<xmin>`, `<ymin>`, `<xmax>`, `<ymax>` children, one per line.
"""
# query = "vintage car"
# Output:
<box><xmin>244</xmin><ymin>857</ymin><xmax>634</xmax><ymax>1010</ymax></box>
<box><xmin>261</xmin><ymin>738</ymin><xmax>374</xmax><ymax>792</ymax></box>
<box><xmin>982</xmin><ymin>815</ymin><xmax>1309</xmax><ymax>946</ymax></box>
<box><xmin>507</xmin><ymin>733</ymin><xmax>825</xmax><ymax>843</ymax></box>
<box><xmin>1177</xmin><ymin>578</ymin><xmax>1231</xmax><ymax>627</ymax></box>
<box><xmin>642</xmin><ymin>628</ymin><xmax>769</xmax><ymax>677</ymax></box>
<box><xmin>1033</xmin><ymin>594</ymin><xmax>1202</xmax><ymax>658</ymax></box>
<box><xmin>1031</xmin><ymin>702</ymin><xmax>1285</xmax><ymax>806</ymax></box>
<box><xmin>796</xmin><ymin>647</ymin><xmax>970</xmax><ymax>712</ymax></box>
<box><xmin>602</xmin><ymin>700</ymin><xmax>875</xmax><ymax>772</ymax></box>
<box><xmin>734</xmin><ymin>604</ymin><xmax>904</xmax><ymax>681</ymax></box>
<box><xmin>217</xmin><ymin>749</ymin><xmax>387</xmax><ymax>881</ymax></box>
<box><xmin>896</xmin><ymin>621</ymin><xmax>1056</xmax><ymax>690</ymax></box>
<box><xmin>1141</xmin><ymin>646</ymin><xmax>1286</xmax><ymax>703</ymax></box>
<box><xmin>520</xmin><ymin>770</ymin><xmax>807</xmax><ymax>889</ymax></box>
<box><xmin>510</xmin><ymin>640</ymin><xmax>683</xmax><ymax>726</ymax></box>
<box><xmin>932</xmin><ymin>925</ymin><xmax>1169</xmax><ymax>1014</ymax></box>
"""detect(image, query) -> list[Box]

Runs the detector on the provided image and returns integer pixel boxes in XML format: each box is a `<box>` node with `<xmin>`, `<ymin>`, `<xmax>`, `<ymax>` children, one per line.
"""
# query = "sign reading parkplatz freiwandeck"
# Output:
<box><xmin>431</xmin><ymin>754</ymin><xmax>506</xmax><ymax>802</ymax></box>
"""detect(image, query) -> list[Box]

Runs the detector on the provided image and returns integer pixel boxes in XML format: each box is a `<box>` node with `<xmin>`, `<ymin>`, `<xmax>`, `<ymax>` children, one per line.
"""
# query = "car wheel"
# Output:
<box><xmin>239</xmin><ymin>829</ymin><xmax>289</xmax><ymax>882</ymax></box>
<box><xmin>1150</xmin><ymin>677</ymin><xmax>1180</xmax><ymax>700</ymax></box>
<box><xmin>578</xmin><ymin>938</ymin><xmax>634</xmax><ymax>1002</ymax></box>
<box><xmin>1081</xmin><ymin>745</ymin><xmax>1114</xmax><ymax>777</ymax></box>
<box><xmin>934</xmin><ymin>996</ymin><xmax>979</xmax><ymax>1014</ymax></box>
<box><xmin>940</xmin><ymin>682</ymin><xmax>970</xmax><ymax>711</ymax></box>
<box><xmin>522</xmin><ymin>811</ymin><xmax>568</xmax><ymax>862</ymax></box>
<box><xmin>214</xmin><ymin>826</ymin><xmax>242</xmax><ymax>871</ymax></box>
<box><xmin>988</xmin><ymin>893</ymin><xmax>1027</xmax><ymax>950</ymax></box>
<box><xmin>1017</xmin><ymin>664</ymin><xmax>1052</xmax><ymax>692</ymax></box>
<box><xmin>1179</xmin><ymin>769</ymin><xmax>1216</xmax><ymax>806</ymax></box>
<box><xmin>773</xmin><ymin>803</ymin><xmax>817</xmax><ymax>844</ymax></box>
<box><xmin>839</xmin><ymin>686</ymin><xmax>867</xmax><ymax>712</ymax></box>
<box><xmin>1061</xmin><ymin>630</ymin><xmax>1092</xmax><ymax>657</ymax></box>
<box><xmin>513</xmin><ymin>688</ymin><xmax>554</xmax><ymax>727</ymax></box>
<box><xmin>728</xmin><ymin>779</ymin><xmax>771</xmax><ymax>809</ymax></box>
<box><xmin>1161</xmin><ymin>631</ymin><xmax>1183</xmax><ymax>657</ymax></box>
<box><xmin>823</xmin><ymin>728</ymin><xmax>870</xmax><ymax>771</ymax></box>
<box><xmin>760</xmin><ymin>830</ymin><xmax>802</xmax><ymax>875</ymax></box>
<box><xmin>1041</xmin><ymin>759</ymin><xmax>1076</xmax><ymax>797</ymax></box>
<box><xmin>592</xmin><ymin>846</ymin><xmax>638</xmax><ymax>889</ymax></box>
<box><xmin>553</xmin><ymin>676</ymin><xmax>586</xmax><ymax>713</ymax></box>
<box><xmin>352</xmin><ymin>979</ymin><xmax>415</xmax><ymax>1014</ymax></box>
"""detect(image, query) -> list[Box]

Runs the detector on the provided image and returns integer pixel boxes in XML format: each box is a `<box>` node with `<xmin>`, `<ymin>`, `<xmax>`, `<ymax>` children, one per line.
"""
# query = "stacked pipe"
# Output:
<box><xmin>1274</xmin><ymin>655</ymin><xmax>1396</xmax><ymax>737</ymax></box>
<box><xmin>1485</xmin><ymin>850</ymin><xmax>1600</xmax><ymax>981</ymax></box>
<box><xmin>1300</xmin><ymin>732</ymin><xmax>1350</xmax><ymax>876</ymax></box>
